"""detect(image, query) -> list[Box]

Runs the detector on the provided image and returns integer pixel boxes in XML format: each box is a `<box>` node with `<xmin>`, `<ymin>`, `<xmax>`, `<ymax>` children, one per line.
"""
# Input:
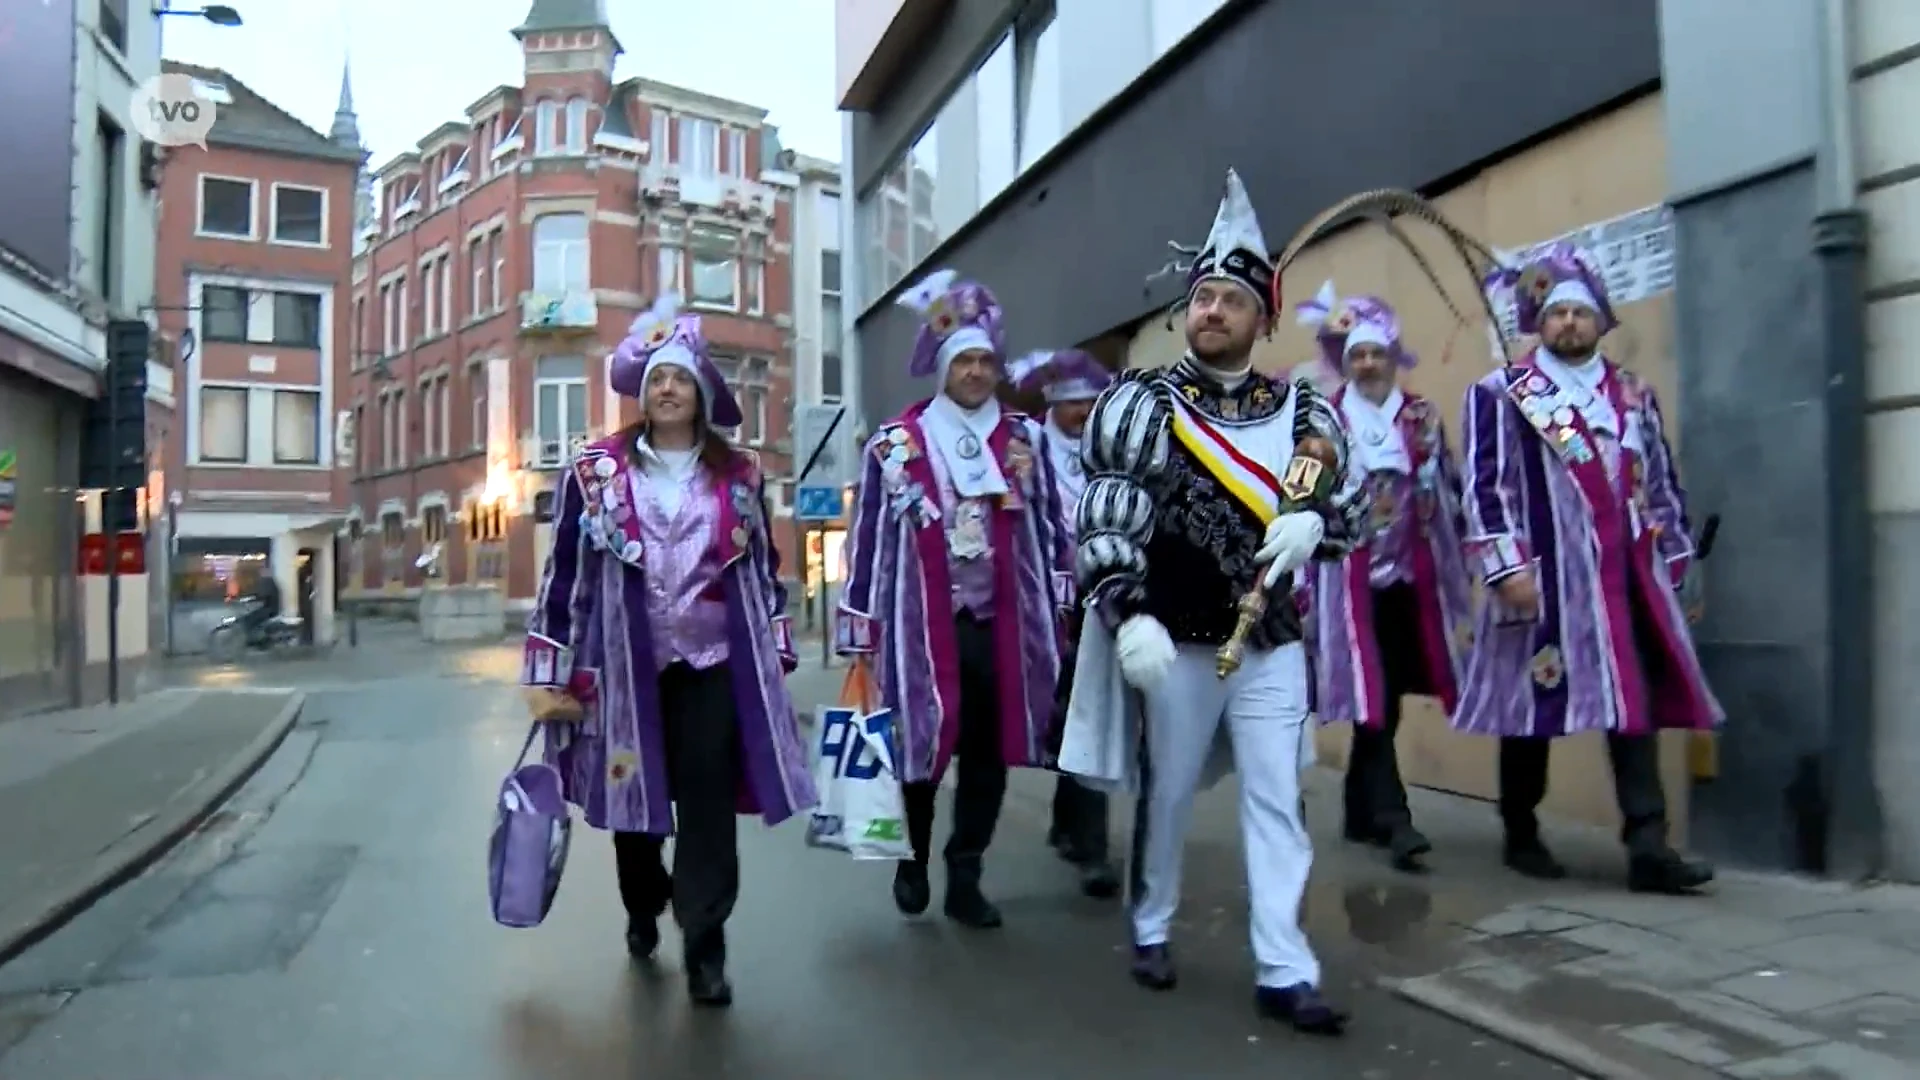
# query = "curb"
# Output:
<box><xmin>0</xmin><ymin>692</ymin><xmax>306</xmax><ymax>968</ymax></box>
<box><xmin>1385</xmin><ymin>972</ymin><xmax>1721</xmax><ymax>1080</ymax></box>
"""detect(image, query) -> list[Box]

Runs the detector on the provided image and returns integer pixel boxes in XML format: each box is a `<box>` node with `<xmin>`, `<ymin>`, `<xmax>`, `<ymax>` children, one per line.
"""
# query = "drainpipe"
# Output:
<box><xmin>1811</xmin><ymin>0</ymin><xmax>1879</xmax><ymax>878</ymax></box>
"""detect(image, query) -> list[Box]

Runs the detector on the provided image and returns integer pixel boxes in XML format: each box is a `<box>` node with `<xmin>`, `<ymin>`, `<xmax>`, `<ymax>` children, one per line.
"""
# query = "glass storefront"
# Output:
<box><xmin>0</xmin><ymin>368</ymin><xmax>81</xmax><ymax>714</ymax></box>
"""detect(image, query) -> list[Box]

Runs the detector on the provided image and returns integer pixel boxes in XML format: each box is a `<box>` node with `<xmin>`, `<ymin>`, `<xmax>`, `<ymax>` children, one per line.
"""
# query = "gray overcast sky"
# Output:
<box><xmin>160</xmin><ymin>0</ymin><xmax>841</xmax><ymax>169</ymax></box>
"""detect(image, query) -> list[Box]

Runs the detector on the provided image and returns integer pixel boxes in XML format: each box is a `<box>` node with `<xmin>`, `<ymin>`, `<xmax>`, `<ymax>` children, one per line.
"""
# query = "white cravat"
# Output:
<box><xmin>1044</xmin><ymin>414</ymin><xmax>1086</xmax><ymax>512</ymax></box>
<box><xmin>922</xmin><ymin>393</ymin><xmax>1009</xmax><ymax>499</ymax></box>
<box><xmin>633</xmin><ymin>436</ymin><xmax>698</xmax><ymax>517</ymax></box>
<box><xmin>1179</xmin><ymin>353</ymin><xmax>1251</xmax><ymax>393</ymax></box>
<box><xmin>1536</xmin><ymin>349</ymin><xmax>1642</xmax><ymax>453</ymax></box>
<box><xmin>1340</xmin><ymin>383</ymin><xmax>1411</xmax><ymax>476</ymax></box>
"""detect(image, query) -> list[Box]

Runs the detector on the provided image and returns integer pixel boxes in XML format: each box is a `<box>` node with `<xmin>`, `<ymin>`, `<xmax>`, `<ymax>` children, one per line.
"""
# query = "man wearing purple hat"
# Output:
<box><xmin>521</xmin><ymin>294</ymin><xmax>816</xmax><ymax>1005</ymax></box>
<box><xmin>1008</xmin><ymin>348</ymin><xmax>1122</xmax><ymax>899</ymax></box>
<box><xmin>1457</xmin><ymin>243</ymin><xmax>1721</xmax><ymax>895</ymax></box>
<box><xmin>1057</xmin><ymin>170</ymin><xmax>1366</xmax><ymax>1034</ymax></box>
<box><xmin>1295</xmin><ymin>282</ymin><xmax>1474</xmax><ymax>875</ymax></box>
<box><xmin>836</xmin><ymin>269</ymin><xmax>1076</xmax><ymax>929</ymax></box>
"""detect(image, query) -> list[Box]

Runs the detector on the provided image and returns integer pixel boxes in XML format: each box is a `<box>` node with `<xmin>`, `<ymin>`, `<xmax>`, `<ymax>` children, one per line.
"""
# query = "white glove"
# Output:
<box><xmin>1255</xmin><ymin>511</ymin><xmax>1326</xmax><ymax>588</ymax></box>
<box><xmin>1115</xmin><ymin>614</ymin><xmax>1177</xmax><ymax>691</ymax></box>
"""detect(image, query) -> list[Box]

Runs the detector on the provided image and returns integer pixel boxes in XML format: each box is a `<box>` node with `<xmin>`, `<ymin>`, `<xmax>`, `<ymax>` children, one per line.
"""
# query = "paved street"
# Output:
<box><xmin>0</xmin><ymin>635</ymin><xmax>1561</xmax><ymax>1079</ymax></box>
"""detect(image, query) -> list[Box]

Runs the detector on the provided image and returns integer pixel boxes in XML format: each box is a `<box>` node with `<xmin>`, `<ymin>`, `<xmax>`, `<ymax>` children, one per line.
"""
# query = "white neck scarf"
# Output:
<box><xmin>1534</xmin><ymin>348</ymin><xmax>1630</xmax><ymax>445</ymax></box>
<box><xmin>1044</xmin><ymin>413</ymin><xmax>1085</xmax><ymax>513</ymax></box>
<box><xmin>1340</xmin><ymin>383</ymin><xmax>1411</xmax><ymax>476</ymax></box>
<box><xmin>922</xmin><ymin>393</ymin><xmax>1009</xmax><ymax>499</ymax></box>
<box><xmin>633</xmin><ymin>435</ymin><xmax>700</xmax><ymax>517</ymax></box>
<box><xmin>1180</xmin><ymin>352</ymin><xmax>1252</xmax><ymax>393</ymax></box>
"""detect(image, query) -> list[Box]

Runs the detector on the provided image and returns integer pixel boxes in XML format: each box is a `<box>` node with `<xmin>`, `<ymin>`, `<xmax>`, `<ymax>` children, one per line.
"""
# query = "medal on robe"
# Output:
<box><xmin>956</xmin><ymin>433</ymin><xmax>983</xmax><ymax>459</ymax></box>
<box><xmin>1365</xmin><ymin>428</ymin><xmax>1387</xmax><ymax>445</ymax></box>
<box><xmin>949</xmin><ymin>499</ymin><xmax>989</xmax><ymax>560</ymax></box>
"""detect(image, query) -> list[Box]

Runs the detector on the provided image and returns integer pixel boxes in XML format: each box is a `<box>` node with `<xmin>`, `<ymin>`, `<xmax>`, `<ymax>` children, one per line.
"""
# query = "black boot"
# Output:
<box><xmin>1504</xmin><ymin>834</ymin><xmax>1567</xmax><ymax>880</ymax></box>
<box><xmin>626</xmin><ymin>916</ymin><xmax>661</xmax><ymax>961</ymax></box>
<box><xmin>683</xmin><ymin>930</ymin><xmax>731</xmax><ymax>1007</ymax></box>
<box><xmin>1254</xmin><ymin>983</ymin><xmax>1348</xmax><ymax>1035</ymax></box>
<box><xmin>1628</xmin><ymin>849</ymin><xmax>1714</xmax><ymax>894</ymax></box>
<box><xmin>1130</xmin><ymin>943</ymin><xmax>1177</xmax><ymax>990</ymax></box>
<box><xmin>1387</xmin><ymin>824</ymin><xmax>1433</xmax><ymax>874</ymax></box>
<box><xmin>1076</xmin><ymin>859</ymin><xmax>1121</xmax><ymax>899</ymax></box>
<box><xmin>943</xmin><ymin>858</ymin><xmax>1003</xmax><ymax>929</ymax></box>
<box><xmin>892</xmin><ymin>860</ymin><xmax>930</xmax><ymax>916</ymax></box>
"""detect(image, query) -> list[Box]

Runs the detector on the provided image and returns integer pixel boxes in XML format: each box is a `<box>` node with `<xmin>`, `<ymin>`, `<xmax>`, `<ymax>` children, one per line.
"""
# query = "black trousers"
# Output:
<box><xmin>1499</xmin><ymin>585</ymin><xmax>1671</xmax><ymax>855</ymax></box>
<box><xmin>611</xmin><ymin>661</ymin><xmax>741</xmax><ymax>967</ymax></box>
<box><xmin>1050</xmin><ymin>774</ymin><xmax>1111</xmax><ymax>863</ymax></box>
<box><xmin>902</xmin><ymin>613</ymin><xmax>1007</xmax><ymax>882</ymax></box>
<box><xmin>1344</xmin><ymin>582</ymin><xmax>1428</xmax><ymax>836</ymax></box>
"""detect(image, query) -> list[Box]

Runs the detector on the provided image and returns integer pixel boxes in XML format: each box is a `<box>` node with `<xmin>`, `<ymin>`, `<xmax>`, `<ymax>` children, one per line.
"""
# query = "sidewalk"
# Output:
<box><xmin>0</xmin><ymin>689</ymin><xmax>302</xmax><ymax>965</ymax></box>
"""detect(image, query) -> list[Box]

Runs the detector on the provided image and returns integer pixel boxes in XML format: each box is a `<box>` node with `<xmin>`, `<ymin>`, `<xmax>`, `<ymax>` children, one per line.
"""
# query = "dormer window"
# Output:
<box><xmin>565</xmin><ymin>99</ymin><xmax>589</xmax><ymax>153</ymax></box>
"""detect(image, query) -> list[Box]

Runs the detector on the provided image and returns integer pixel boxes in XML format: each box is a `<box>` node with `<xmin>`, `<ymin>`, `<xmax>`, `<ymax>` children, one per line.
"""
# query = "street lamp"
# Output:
<box><xmin>153</xmin><ymin>3</ymin><xmax>245</xmax><ymax>26</ymax></box>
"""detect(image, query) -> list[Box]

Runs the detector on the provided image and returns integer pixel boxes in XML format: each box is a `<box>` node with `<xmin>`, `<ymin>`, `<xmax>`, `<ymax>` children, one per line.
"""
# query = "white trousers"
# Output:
<box><xmin>1132</xmin><ymin>641</ymin><xmax>1320</xmax><ymax>989</ymax></box>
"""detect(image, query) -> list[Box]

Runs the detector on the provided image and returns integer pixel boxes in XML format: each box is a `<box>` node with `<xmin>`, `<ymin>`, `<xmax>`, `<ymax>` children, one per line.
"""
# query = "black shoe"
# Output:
<box><xmin>1047</xmin><ymin>826</ymin><xmax>1074</xmax><ymax>860</ymax></box>
<box><xmin>625</xmin><ymin>917</ymin><xmax>660</xmax><ymax>961</ymax></box>
<box><xmin>1504</xmin><ymin>840</ymin><xmax>1568</xmax><ymax>880</ymax></box>
<box><xmin>1388</xmin><ymin>825</ymin><xmax>1433</xmax><ymax>874</ymax></box>
<box><xmin>1255</xmin><ymin>983</ymin><xmax>1348</xmax><ymax>1035</ymax></box>
<box><xmin>1344</xmin><ymin>819</ymin><xmax>1388</xmax><ymax>847</ymax></box>
<box><xmin>893</xmin><ymin>860</ymin><xmax>930</xmax><ymax>916</ymax></box>
<box><xmin>944</xmin><ymin>882</ymin><xmax>1003</xmax><ymax>929</ymax></box>
<box><xmin>1130</xmin><ymin>943</ymin><xmax>1177</xmax><ymax>990</ymax></box>
<box><xmin>1077</xmin><ymin>859</ymin><xmax>1121</xmax><ymax>899</ymax></box>
<box><xmin>686</xmin><ymin>961</ymin><xmax>733</xmax><ymax>1007</ymax></box>
<box><xmin>1628</xmin><ymin>850</ymin><xmax>1714</xmax><ymax>895</ymax></box>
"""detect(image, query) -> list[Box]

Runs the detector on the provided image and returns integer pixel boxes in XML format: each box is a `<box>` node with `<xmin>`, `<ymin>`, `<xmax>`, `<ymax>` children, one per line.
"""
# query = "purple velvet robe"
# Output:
<box><xmin>835</xmin><ymin>401</ymin><xmax>1076</xmax><ymax>785</ymax></box>
<box><xmin>1308</xmin><ymin>389</ymin><xmax>1475</xmax><ymax>728</ymax></box>
<box><xmin>1452</xmin><ymin>350</ymin><xmax>1724</xmax><ymax>738</ymax></box>
<box><xmin>520</xmin><ymin>434</ymin><xmax>818</xmax><ymax>835</ymax></box>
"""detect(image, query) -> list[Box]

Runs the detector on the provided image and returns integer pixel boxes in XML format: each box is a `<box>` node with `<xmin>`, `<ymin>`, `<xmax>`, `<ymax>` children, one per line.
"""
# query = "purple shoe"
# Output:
<box><xmin>1254</xmin><ymin>982</ymin><xmax>1348</xmax><ymax>1035</ymax></box>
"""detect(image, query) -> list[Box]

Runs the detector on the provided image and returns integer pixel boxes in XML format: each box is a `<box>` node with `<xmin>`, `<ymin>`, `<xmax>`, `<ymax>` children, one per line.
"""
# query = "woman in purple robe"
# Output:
<box><xmin>520</xmin><ymin>294</ymin><xmax>817</xmax><ymax>1007</ymax></box>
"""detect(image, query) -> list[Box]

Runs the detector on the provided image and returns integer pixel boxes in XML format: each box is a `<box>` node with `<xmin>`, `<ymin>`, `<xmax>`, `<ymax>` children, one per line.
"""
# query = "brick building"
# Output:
<box><xmin>344</xmin><ymin>0</ymin><xmax>799</xmax><ymax>611</ymax></box>
<box><xmin>150</xmin><ymin>62</ymin><xmax>365</xmax><ymax>652</ymax></box>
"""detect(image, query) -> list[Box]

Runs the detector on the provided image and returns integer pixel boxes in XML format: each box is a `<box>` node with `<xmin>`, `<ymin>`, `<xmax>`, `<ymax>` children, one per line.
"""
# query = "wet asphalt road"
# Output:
<box><xmin>1</xmin><ymin>649</ymin><xmax>1569</xmax><ymax>1079</ymax></box>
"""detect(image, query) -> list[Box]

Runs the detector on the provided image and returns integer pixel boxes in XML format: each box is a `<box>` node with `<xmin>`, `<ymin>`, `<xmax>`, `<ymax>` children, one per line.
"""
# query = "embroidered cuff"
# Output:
<box><xmin>523</xmin><ymin>633</ymin><xmax>572</xmax><ymax>687</ymax></box>
<box><xmin>1051</xmin><ymin>570</ymin><xmax>1076</xmax><ymax>610</ymax></box>
<box><xmin>834</xmin><ymin>605</ymin><xmax>877</xmax><ymax>655</ymax></box>
<box><xmin>1467</xmin><ymin>534</ymin><xmax>1532</xmax><ymax>584</ymax></box>
<box><xmin>770</xmin><ymin>615</ymin><xmax>797</xmax><ymax>660</ymax></box>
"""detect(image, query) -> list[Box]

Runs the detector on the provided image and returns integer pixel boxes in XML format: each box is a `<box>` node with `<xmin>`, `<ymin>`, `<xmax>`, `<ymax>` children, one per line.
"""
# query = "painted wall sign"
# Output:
<box><xmin>1488</xmin><ymin>203</ymin><xmax>1677</xmax><ymax>343</ymax></box>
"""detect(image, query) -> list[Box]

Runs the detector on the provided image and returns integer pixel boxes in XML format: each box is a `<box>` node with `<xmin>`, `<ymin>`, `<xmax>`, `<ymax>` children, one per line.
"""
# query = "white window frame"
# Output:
<box><xmin>650</xmin><ymin>109</ymin><xmax>671</xmax><ymax>163</ymax></box>
<box><xmin>490</xmin><ymin>229</ymin><xmax>506</xmax><ymax>311</ymax></box>
<box><xmin>271</xmin><ymin>387</ymin><xmax>323</xmax><ymax>465</ymax></box>
<box><xmin>197</xmin><ymin>384</ymin><xmax>250</xmax><ymax>463</ymax></box>
<box><xmin>468</xmin><ymin>236</ymin><xmax>486</xmax><ymax>319</ymax></box>
<box><xmin>744</xmin><ymin>234</ymin><xmax>766</xmax><ymax>316</ymax></box>
<box><xmin>268</xmin><ymin>182</ymin><xmax>329</xmax><ymax>248</ymax></box>
<box><xmin>196</xmin><ymin>174</ymin><xmax>258</xmax><ymax>240</ymax></box>
<box><xmin>724</xmin><ymin>127</ymin><xmax>747</xmax><ymax>178</ymax></box>
<box><xmin>535</xmin><ymin>100</ymin><xmax>560</xmax><ymax>154</ymax></box>
<box><xmin>532</xmin><ymin>213</ymin><xmax>590</xmax><ymax>295</ymax></box>
<box><xmin>678</xmin><ymin>116</ymin><xmax>718</xmax><ymax>177</ymax></box>
<box><xmin>687</xmin><ymin>222</ymin><xmax>737</xmax><ymax>310</ymax></box>
<box><xmin>565</xmin><ymin>98</ymin><xmax>590</xmax><ymax>153</ymax></box>
<box><xmin>437</xmin><ymin>254</ymin><xmax>452</xmax><ymax>335</ymax></box>
<box><xmin>533</xmin><ymin>366</ymin><xmax>590</xmax><ymax>467</ymax></box>
<box><xmin>468</xmin><ymin>359</ymin><xmax>487</xmax><ymax>452</ymax></box>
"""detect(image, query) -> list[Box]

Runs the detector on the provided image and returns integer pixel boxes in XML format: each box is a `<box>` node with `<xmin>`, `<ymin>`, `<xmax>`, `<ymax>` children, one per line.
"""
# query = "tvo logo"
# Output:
<box><xmin>130</xmin><ymin>73</ymin><xmax>217</xmax><ymax>149</ymax></box>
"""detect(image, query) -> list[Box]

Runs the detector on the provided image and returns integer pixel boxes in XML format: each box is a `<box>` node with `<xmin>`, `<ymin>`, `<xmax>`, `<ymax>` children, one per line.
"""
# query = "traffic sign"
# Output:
<box><xmin>793</xmin><ymin>403</ymin><xmax>851</xmax><ymax>487</ymax></box>
<box><xmin>795</xmin><ymin>485</ymin><xmax>845</xmax><ymax>522</ymax></box>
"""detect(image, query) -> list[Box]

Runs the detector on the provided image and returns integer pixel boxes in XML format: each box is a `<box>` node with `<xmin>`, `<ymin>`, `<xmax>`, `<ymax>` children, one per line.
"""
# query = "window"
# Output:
<box><xmin>1151</xmin><ymin>0</ymin><xmax>1227</xmax><ymax>54</ymax></box>
<box><xmin>422</xmin><ymin>505</ymin><xmax>449</xmax><ymax>546</ymax></box>
<box><xmin>533</xmin><ymin>356</ymin><xmax>588</xmax><ymax>466</ymax></box>
<box><xmin>420</xmin><ymin>378</ymin><xmax>438</xmax><ymax>460</ymax></box>
<box><xmin>380</xmin><ymin>393</ymin><xmax>398</xmax><ymax>470</ymax></box>
<box><xmin>396</xmin><ymin>277</ymin><xmax>409</xmax><ymax>347</ymax></box>
<box><xmin>744</xmin><ymin>234</ymin><xmax>765</xmax><ymax>316</ymax></box>
<box><xmin>724</xmin><ymin>127</ymin><xmax>748</xmax><ymax>178</ymax></box>
<box><xmin>678</xmin><ymin>116</ymin><xmax>718</xmax><ymax>176</ymax></box>
<box><xmin>272</xmin><ymin>292</ymin><xmax>322</xmax><ymax>348</ymax></box>
<box><xmin>490</xmin><ymin>230</ymin><xmax>505</xmax><ymax>310</ymax></box>
<box><xmin>819</xmin><ymin>192</ymin><xmax>842</xmax><ymax>251</ymax></box>
<box><xmin>822</xmin><ymin>248</ymin><xmax>844</xmax><ymax>401</ymax></box>
<box><xmin>272</xmin><ymin>185</ymin><xmax>326</xmax><ymax>245</ymax></box>
<box><xmin>272</xmin><ymin>389</ymin><xmax>321</xmax><ymax>464</ymax></box>
<box><xmin>198</xmin><ymin>177</ymin><xmax>255</xmax><ymax>238</ymax></box>
<box><xmin>469</xmin><ymin>361</ymin><xmax>488</xmax><ymax>451</ymax></box>
<box><xmin>393</xmin><ymin>388</ymin><xmax>407</xmax><ymax>465</ymax></box>
<box><xmin>535</xmin><ymin>100</ymin><xmax>559</xmax><ymax>154</ymax></box>
<box><xmin>380</xmin><ymin>511</ymin><xmax>405</xmax><ymax>549</ymax></box>
<box><xmin>657</xmin><ymin>218</ymin><xmax>685</xmax><ymax>294</ymax></box>
<box><xmin>974</xmin><ymin>33</ymin><xmax>1018</xmax><ymax>206</ymax></box>
<box><xmin>565</xmin><ymin>99</ymin><xmax>590</xmax><ymax>153</ymax></box>
<box><xmin>438</xmin><ymin>254</ymin><xmax>452</xmax><ymax>334</ymax></box>
<box><xmin>469</xmin><ymin>236</ymin><xmax>486</xmax><ymax>318</ymax></box>
<box><xmin>201</xmin><ymin>285</ymin><xmax>248</xmax><ymax>343</ymax></box>
<box><xmin>650</xmin><ymin>109</ymin><xmax>670</xmax><ymax>163</ymax></box>
<box><xmin>715</xmin><ymin>355</ymin><xmax>772</xmax><ymax>445</ymax></box>
<box><xmin>94</xmin><ymin>113</ymin><xmax>123</xmax><ymax>304</ymax></box>
<box><xmin>99</xmin><ymin>0</ymin><xmax>129</xmax><ymax>52</ymax></box>
<box><xmin>532</xmin><ymin>213</ymin><xmax>589</xmax><ymax>294</ymax></box>
<box><xmin>1015</xmin><ymin>0</ymin><xmax>1063</xmax><ymax>172</ymax></box>
<box><xmin>351</xmin><ymin>403</ymin><xmax>365</xmax><ymax>474</ymax></box>
<box><xmin>199</xmin><ymin>387</ymin><xmax>248</xmax><ymax>463</ymax></box>
<box><xmin>689</xmin><ymin>224</ymin><xmax>737</xmax><ymax>308</ymax></box>
<box><xmin>352</xmin><ymin>295</ymin><xmax>367</xmax><ymax>363</ymax></box>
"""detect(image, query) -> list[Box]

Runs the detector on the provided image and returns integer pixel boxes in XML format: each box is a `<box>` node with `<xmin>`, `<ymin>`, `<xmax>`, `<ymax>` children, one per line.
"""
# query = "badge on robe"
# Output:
<box><xmin>949</xmin><ymin>499</ymin><xmax>990</xmax><ymax>560</ymax></box>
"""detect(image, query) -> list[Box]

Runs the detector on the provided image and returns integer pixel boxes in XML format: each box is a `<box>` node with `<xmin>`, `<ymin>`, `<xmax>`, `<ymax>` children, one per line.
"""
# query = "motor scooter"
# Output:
<box><xmin>205</xmin><ymin>600</ymin><xmax>305</xmax><ymax>661</ymax></box>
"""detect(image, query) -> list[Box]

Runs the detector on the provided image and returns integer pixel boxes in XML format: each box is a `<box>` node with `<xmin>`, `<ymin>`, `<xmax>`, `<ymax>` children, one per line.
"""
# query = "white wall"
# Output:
<box><xmin>790</xmin><ymin>171</ymin><xmax>842</xmax><ymax>406</ymax></box>
<box><xmin>76</xmin><ymin>0</ymin><xmax>161</xmax><ymax>322</ymax></box>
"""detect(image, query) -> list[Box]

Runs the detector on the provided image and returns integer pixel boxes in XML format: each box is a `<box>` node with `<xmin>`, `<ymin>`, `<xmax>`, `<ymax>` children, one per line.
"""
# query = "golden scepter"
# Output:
<box><xmin>1215</xmin><ymin>435</ymin><xmax>1340</xmax><ymax>678</ymax></box>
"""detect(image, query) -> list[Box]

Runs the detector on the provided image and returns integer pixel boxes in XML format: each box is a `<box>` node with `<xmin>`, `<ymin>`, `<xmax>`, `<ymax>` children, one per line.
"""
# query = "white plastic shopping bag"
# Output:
<box><xmin>806</xmin><ymin>663</ymin><xmax>911</xmax><ymax>860</ymax></box>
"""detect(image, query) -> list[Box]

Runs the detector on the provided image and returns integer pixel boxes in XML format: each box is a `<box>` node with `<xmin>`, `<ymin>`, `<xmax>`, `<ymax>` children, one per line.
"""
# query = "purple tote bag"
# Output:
<box><xmin>489</xmin><ymin>724</ymin><xmax>572</xmax><ymax>928</ymax></box>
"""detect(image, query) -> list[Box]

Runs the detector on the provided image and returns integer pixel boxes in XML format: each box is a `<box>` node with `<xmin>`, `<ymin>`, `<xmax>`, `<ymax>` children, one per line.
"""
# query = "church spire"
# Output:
<box><xmin>329</xmin><ymin>60</ymin><xmax>361</xmax><ymax>149</ymax></box>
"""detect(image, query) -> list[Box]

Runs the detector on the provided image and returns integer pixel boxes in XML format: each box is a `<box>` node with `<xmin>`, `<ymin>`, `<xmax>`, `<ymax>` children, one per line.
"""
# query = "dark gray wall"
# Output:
<box><xmin>1670</xmin><ymin>164</ymin><xmax>1830</xmax><ymax>871</ymax></box>
<box><xmin>852</xmin><ymin>0</ymin><xmax>1661</xmax><ymax>421</ymax></box>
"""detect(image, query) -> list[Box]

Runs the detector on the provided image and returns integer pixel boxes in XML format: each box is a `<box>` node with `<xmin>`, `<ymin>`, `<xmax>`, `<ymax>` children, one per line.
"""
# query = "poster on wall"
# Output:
<box><xmin>1486</xmin><ymin>203</ymin><xmax>1676</xmax><ymax>358</ymax></box>
<box><xmin>0</xmin><ymin>448</ymin><xmax>16</xmax><ymax>529</ymax></box>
